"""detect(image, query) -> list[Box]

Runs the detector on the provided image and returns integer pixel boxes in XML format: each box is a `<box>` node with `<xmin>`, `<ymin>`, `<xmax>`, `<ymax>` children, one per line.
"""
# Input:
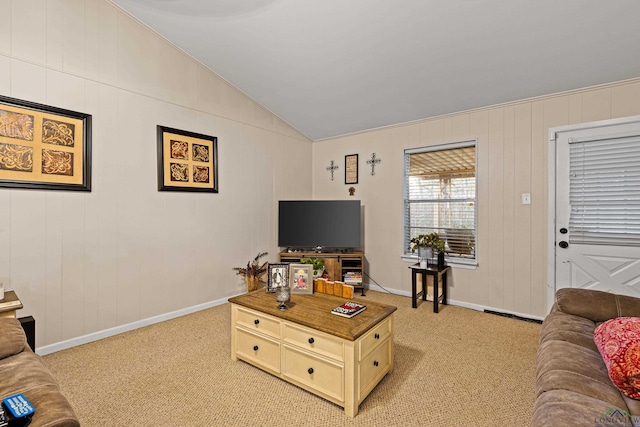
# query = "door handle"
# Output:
<box><xmin>559</xmin><ymin>241</ymin><xmax>569</xmax><ymax>249</ymax></box>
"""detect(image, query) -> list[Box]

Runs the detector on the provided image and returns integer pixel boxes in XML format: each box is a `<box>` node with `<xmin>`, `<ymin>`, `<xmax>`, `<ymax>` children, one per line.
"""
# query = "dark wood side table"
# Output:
<box><xmin>409</xmin><ymin>264</ymin><xmax>450</xmax><ymax>313</ymax></box>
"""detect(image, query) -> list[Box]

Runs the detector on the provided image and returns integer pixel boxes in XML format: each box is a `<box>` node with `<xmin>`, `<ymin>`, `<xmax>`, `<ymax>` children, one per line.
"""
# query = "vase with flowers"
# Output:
<box><xmin>233</xmin><ymin>252</ymin><xmax>268</xmax><ymax>292</ymax></box>
<box><xmin>410</xmin><ymin>232</ymin><xmax>445</xmax><ymax>268</ymax></box>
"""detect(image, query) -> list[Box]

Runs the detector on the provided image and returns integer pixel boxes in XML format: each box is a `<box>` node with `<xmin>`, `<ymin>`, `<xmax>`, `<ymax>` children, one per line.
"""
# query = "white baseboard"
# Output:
<box><xmin>367</xmin><ymin>284</ymin><xmax>412</xmax><ymax>297</ymax></box>
<box><xmin>36</xmin><ymin>294</ymin><xmax>237</xmax><ymax>356</ymax></box>
<box><xmin>365</xmin><ymin>284</ymin><xmax>544</xmax><ymax>322</ymax></box>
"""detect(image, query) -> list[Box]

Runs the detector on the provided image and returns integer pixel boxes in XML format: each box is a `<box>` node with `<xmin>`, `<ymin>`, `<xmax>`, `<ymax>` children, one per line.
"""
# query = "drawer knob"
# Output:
<box><xmin>308</xmin><ymin>368</ymin><xmax>314</xmax><ymax>374</ymax></box>
<box><xmin>373</xmin><ymin>360</ymin><xmax>379</xmax><ymax>367</ymax></box>
<box><xmin>374</xmin><ymin>333</ymin><xmax>380</xmax><ymax>339</ymax></box>
<box><xmin>308</xmin><ymin>337</ymin><xmax>315</xmax><ymax>344</ymax></box>
<box><xmin>254</xmin><ymin>319</ymin><xmax>260</xmax><ymax>325</ymax></box>
<box><xmin>253</xmin><ymin>345</ymin><xmax>259</xmax><ymax>351</ymax></box>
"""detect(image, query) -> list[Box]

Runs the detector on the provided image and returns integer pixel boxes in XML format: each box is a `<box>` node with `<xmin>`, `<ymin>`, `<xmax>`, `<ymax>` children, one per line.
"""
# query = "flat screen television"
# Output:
<box><xmin>278</xmin><ymin>200</ymin><xmax>361</xmax><ymax>250</ymax></box>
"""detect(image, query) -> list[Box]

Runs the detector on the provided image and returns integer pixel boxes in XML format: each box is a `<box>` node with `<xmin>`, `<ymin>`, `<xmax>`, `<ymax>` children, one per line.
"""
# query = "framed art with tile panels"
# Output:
<box><xmin>0</xmin><ymin>95</ymin><xmax>92</xmax><ymax>191</ymax></box>
<box><xmin>157</xmin><ymin>125</ymin><xmax>218</xmax><ymax>193</ymax></box>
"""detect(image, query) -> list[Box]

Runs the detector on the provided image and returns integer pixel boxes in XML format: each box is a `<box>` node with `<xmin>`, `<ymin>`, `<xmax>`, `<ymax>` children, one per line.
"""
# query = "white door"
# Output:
<box><xmin>554</xmin><ymin>118</ymin><xmax>640</xmax><ymax>297</ymax></box>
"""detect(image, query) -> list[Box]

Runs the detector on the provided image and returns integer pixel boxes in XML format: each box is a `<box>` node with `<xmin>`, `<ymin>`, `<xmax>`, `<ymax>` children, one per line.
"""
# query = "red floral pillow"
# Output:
<box><xmin>594</xmin><ymin>317</ymin><xmax>640</xmax><ymax>399</ymax></box>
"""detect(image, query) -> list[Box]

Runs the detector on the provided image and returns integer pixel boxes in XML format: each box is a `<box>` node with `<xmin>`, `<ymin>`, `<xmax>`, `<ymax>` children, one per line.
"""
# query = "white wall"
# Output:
<box><xmin>3</xmin><ymin>1</ymin><xmax>639</xmax><ymax>349</ymax></box>
<box><xmin>313</xmin><ymin>78</ymin><xmax>640</xmax><ymax>318</ymax></box>
<box><xmin>0</xmin><ymin>0</ymin><xmax>312</xmax><ymax>349</ymax></box>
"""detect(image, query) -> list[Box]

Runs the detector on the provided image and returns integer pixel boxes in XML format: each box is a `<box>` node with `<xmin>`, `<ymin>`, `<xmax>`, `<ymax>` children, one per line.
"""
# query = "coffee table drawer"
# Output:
<box><xmin>236</xmin><ymin>327</ymin><xmax>281</xmax><ymax>374</ymax></box>
<box><xmin>282</xmin><ymin>322</ymin><xmax>344</xmax><ymax>362</ymax></box>
<box><xmin>282</xmin><ymin>345</ymin><xmax>344</xmax><ymax>402</ymax></box>
<box><xmin>359</xmin><ymin>316</ymin><xmax>392</xmax><ymax>361</ymax></box>
<box><xmin>359</xmin><ymin>338</ymin><xmax>391</xmax><ymax>400</ymax></box>
<box><xmin>235</xmin><ymin>306</ymin><xmax>281</xmax><ymax>339</ymax></box>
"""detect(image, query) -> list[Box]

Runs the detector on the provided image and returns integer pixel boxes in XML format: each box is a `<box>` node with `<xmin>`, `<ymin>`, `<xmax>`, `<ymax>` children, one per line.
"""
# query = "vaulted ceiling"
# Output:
<box><xmin>111</xmin><ymin>0</ymin><xmax>640</xmax><ymax>141</ymax></box>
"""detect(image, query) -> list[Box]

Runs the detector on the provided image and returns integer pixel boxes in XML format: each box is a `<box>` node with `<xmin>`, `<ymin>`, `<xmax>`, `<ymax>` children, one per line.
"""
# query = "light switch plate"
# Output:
<box><xmin>522</xmin><ymin>193</ymin><xmax>531</xmax><ymax>205</ymax></box>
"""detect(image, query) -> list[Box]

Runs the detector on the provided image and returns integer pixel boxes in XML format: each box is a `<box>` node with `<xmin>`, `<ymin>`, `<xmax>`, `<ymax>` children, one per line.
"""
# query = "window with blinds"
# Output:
<box><xmin>569</xmin><ymin>134</ymin><xmax>640</xmax><ymax>246</ymax></box>
<box><xmin>404</xmin><ymin>141</ymin><xmax>477</xmax><ymax>262</ymax></box>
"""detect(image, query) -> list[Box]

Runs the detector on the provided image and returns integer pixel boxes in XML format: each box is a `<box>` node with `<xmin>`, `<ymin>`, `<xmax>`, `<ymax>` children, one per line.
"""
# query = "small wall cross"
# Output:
<box><xmin>366</xmin><ymin>153</ymin><xmax>381</xmax><ymax>175</ymax></box>
<box><xmin>326</xmin><ymin>160</ymin><xmax>339</xmax><ymax>181</ymax></box>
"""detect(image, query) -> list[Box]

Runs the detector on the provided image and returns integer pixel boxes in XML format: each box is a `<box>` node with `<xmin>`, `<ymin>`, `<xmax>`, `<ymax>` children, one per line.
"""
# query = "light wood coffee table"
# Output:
<box><xmin>229</xmin><ymin>291</ymin><xmax>396</xmax><ymax>417</ymax></box>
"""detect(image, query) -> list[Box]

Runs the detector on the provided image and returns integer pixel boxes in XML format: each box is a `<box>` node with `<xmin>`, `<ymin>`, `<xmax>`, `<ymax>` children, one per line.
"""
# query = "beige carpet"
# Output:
<box><xmin>43</xmin><ymin>291</ymin><xmax>541</xmax><ymax>426</ymax></box>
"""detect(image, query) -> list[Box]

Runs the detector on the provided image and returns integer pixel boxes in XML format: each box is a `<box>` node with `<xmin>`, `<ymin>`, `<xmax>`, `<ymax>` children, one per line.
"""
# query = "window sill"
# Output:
<box><xmin>401</xmin><ymin>254</ymin><xmax>478</xmax><ymax>270</ymax></box>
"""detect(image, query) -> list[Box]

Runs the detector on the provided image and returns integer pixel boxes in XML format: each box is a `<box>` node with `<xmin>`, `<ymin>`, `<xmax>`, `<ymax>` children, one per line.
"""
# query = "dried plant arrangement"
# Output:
<box><xmin>233</xmin><ymin>252</ymin><xmax>268</xmax><ymax>279</ymax></box>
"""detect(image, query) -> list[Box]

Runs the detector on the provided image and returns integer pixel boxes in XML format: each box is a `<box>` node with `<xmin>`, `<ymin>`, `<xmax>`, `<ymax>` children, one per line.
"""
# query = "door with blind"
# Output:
<box><xmin>554</xmin><ymin>118</ymin><xmax>640</xmax><ymax>296</ymax></box>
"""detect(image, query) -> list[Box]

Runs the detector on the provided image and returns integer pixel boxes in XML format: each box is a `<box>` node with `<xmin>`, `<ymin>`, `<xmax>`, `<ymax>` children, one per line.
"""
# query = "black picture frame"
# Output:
<box><xmin>267</xmin><ymin>263</ymin><xmax>289</xmax><ymax>293</ymax></box>
<box><xmin>0</xmin><ymin>95</ymin><xmax>92</xmax><ymax>192</ymax></box>
<box><xmin>345</xmin><ymin>154</ymin><xmax>358</xmax><ymax>185</ymax></box>
<box><xmin>157</xmin><ymin>125</ymin><xmax>218</xmax><ymax>193</ymax></box>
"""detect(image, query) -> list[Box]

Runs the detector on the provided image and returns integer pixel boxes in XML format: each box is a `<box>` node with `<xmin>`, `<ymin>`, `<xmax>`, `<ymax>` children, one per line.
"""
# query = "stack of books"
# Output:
<box><xmin>343</xmin><ymin>271</ymin><xmax>362</xmax><ymax>286</ymax></box>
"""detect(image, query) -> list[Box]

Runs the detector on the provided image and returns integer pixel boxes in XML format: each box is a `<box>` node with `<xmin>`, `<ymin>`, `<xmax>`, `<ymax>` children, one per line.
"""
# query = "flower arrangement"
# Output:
<box><xmin>409</xmin><ymin>232</ymin><xmax>445</xmax><ymax>253</ymax></box>
<box><xmin>233</xmin><ymin>252</ymin><xmax>268</xmax><ymax>279</ymax></box>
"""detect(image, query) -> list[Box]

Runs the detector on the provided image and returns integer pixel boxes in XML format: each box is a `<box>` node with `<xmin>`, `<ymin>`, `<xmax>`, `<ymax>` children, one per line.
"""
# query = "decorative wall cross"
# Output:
<box><xmin>366</xmin><ymin>153</ymin><xmax>382</xmax><ymax>175</ymax></box>
<box><xmin>326</xmin><ymin>160</ymin><xmax>339</xmax><ymax>181</ymax></box>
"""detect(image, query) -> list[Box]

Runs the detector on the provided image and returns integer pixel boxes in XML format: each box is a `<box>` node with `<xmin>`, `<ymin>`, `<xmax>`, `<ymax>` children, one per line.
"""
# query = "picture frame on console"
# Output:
<box><xmin>289</xmin><ymin>263</ymin><xmax>313</xmax><ymax>295</ymax></box>
<box><xmin>267</xmin><ymin>263</ymin><xmax>289</xmax><ymax>293</ymax></box>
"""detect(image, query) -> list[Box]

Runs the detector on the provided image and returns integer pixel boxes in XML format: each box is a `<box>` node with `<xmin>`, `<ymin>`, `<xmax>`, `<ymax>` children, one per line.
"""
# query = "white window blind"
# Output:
<box><xmin>404</xmin><ymin>142</ymin><xmax>477</xmax><ymax>261</ymax></box>
<box><xmin>569</xmin><ymin>134</ymin><xmax>640</xmax><ymax>246</ymax></box>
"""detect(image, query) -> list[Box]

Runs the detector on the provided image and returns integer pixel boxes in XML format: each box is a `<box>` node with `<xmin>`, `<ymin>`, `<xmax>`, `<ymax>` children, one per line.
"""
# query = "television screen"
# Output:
<box><xmin>278</xmin><ymin>200</ymin><xmax>361</xmax><ymax>250</ymax></box>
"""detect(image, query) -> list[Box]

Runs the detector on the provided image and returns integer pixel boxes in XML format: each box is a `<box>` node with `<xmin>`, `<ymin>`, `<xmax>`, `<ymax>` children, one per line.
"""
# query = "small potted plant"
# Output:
<box><xmin>300</xmin><ymin>258</ymin><xmax>325</xmax><ymax>279</ymax></box>
<box><xmin>410</xmin><ymin>234</ymin><xmax>431</xmax><ymax>258</ymax></box>
<box><xmin>410</xmin><ymin>233</ymin><xmax>445</xmax><ymax>268</ymax></box>
<box><xmin>233</xmin><ymin>252</ymin><xmax>268</xmax><ymax>292</ymax></box>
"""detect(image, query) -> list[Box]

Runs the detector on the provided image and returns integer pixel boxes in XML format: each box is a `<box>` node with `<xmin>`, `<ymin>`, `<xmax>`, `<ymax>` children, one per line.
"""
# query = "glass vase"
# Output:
<box><xmin>276</xmin><ymin>285</ymin><xmax>290</xmax><ymax>310</ymax></box>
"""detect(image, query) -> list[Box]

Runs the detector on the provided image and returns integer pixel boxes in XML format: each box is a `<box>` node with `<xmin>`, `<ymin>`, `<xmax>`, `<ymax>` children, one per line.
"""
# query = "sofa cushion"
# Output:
<box><xmin>0</xmin><ymin>351</ymin><xmax>80</xmax><ymax>427</ymax></box>
<box><xmin>539</xmin><ymin>310</ymin><xmax>598</xmax><ymax>351</ymax></box>
<box><xmin>532</xmin><ymin>389</ymin><xmax>636</xmax><ymax>427</ymax></box>
<box><xmin>625</xmin><ymin>394</ymin><xmax>640</xmax><ymax>417</ymax></box>
<box><xmin>536</xmin><ymin>339</ymin><xmax>628</xmax><ymax>408</ymax></box>
<box><xmin>0</xmin><ymin>318</ymin><xmax>26</xmax><ymax>359</ymax></box>
<box><xmin>594</xmin><ymin>317</ymin><xmax>640</xmax><ymax>400</ymax></box>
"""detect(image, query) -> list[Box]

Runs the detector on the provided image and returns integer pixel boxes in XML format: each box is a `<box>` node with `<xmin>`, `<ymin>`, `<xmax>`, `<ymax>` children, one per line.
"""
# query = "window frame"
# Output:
<box><xmin>403</xmin><ymin>140</ymin><xmax>478</xmax><ymax>267</ymax></box>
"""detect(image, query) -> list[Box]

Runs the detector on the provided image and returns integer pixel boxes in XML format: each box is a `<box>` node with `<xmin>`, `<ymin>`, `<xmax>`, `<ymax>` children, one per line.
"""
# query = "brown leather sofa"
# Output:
<box><xmin>533</xmin><ymin>288</ymin><xmax>640</xmax><ymax>426</ymax></box>
<box><xmin>0</xmin><ymin>318</ymin><xmax>79</xmax><ymax>427</ymax></box>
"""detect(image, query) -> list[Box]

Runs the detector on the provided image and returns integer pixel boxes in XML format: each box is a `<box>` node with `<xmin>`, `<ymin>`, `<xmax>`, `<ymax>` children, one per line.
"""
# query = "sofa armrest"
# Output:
<box><xmin>555</xmin><ymin>288</ymin><xmax>640</xmax><ymax>322</ymax></box>
<box><xmin>0</xmin><ymin>318</ymin><xmax>26</xmax><ymax>359</ymax></box>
